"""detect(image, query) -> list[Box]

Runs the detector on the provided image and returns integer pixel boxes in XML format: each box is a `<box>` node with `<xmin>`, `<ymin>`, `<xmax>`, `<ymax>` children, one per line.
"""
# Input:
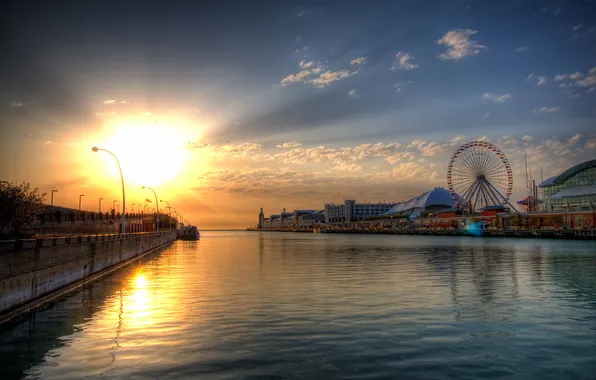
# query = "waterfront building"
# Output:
<box><xmin>324</xmin><ymin>200</ymin><xmax>396</xmax><ymax>224</ymax></box>
<box><xmin>259</xmin><ymin>208</ymin><xmax>325</xmax><ymax>229</ymax></box>
<box><xmin>539</xmin><ymin>159</ymin><xmax>596</xmax><ymax>212</ymax></box>
<box><xmin>380</xmin><ymin>188</ymin><xmax>457</xmax><ymax>219</ymax></box>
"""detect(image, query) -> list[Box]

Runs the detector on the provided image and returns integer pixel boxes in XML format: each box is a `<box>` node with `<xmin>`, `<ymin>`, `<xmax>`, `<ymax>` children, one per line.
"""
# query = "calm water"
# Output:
<box><xmin>1</xmin><ymin>232</ymin><xmax>596</xmax><ymax>379</ymax></box>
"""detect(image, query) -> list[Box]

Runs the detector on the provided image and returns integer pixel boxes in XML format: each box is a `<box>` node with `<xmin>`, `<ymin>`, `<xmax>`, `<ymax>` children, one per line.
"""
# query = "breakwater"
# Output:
<box><xmin>249</xmin><ymin>228</ymin><xmax>596</xmax><ymax>240</ymax></box>
<box><xmin>0</xmin><ymin>231</ymin><xmax>177</xmax><ymax>323</ymax></box>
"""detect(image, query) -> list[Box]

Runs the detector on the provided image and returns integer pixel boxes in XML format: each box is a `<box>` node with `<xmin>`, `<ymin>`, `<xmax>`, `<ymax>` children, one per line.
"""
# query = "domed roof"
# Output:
<box><xmin>384</xmin><ymin>188</ymin><xmax>456</xmax><ymax>215</ymax></box>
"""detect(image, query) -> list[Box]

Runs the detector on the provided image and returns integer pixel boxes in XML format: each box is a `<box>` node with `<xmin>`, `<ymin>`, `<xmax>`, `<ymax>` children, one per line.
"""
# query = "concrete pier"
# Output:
<box><xmin>0</xmin><ymin>231</ymin><xmax>177</xmax><ymax>323</ymax></box>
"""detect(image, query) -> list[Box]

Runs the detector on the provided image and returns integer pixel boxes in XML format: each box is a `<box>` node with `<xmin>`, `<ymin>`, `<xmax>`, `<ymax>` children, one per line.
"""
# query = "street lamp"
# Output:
<box><xmin>160</xmin><ymin>200</ymin><xmax>172</xmax><ymax>230</ymax></box>
<box><xmin>171</xmin><ymin>208</ymin><xmax>179</xmax><ymax>229</ymax></box>
<box><xmin>51</xmin><ymin>189</ymin><xmax>58</xmax><ymax>223</ymax></box>
<box><xmin>91</xmin><ymin>146</ymin><xmax>126</xmax><ymax>233</ymax></box>
<box><xmin>142</xmin><ymin>185</ymin><xmax>159</xmax><ymax>232</ymax></box>
<box><xmin>99</xmin><ymin>197</ymin><xmax>103</xmax><ymax>213</ymax></box>
<box><xmin>113</xmin><ymin>200</ymin><xmax>117</xmax><ymax>211</ymax></box>
<box><xmin>132</xmin><ymin>203</ymin><xmax>135</xmax><ymax>214</ymax></box>
<box><xmin>79</xmin><ymin>194</ymin><xmax>85</xmax><ymax>211</ymax></box>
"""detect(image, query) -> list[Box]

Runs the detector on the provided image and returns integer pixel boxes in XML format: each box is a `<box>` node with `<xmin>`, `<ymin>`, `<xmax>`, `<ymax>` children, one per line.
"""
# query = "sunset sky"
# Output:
<box><xmin>1</xmin><ymin>0</ymin><xmax>595</xmax><ymax>228</ymax></box>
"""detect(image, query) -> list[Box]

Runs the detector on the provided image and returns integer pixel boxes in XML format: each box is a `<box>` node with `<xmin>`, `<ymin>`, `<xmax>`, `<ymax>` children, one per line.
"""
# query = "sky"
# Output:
<box><xmin>1</xmin><ymin>0</ymin><xmax>595</xmax><ymax>228</ymax></box>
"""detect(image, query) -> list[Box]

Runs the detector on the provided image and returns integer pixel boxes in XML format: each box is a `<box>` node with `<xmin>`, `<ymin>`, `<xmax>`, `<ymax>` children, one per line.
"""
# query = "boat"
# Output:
<box><xmin>178</xmin><ymin>225</ymin><xmax>200</xmax><ymax>241</ymax></box>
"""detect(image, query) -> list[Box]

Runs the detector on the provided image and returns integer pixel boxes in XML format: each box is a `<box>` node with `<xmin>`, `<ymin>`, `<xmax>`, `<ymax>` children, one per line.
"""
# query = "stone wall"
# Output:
<box><xmin>0</xmin><ymin>231</ymin><xmax>177</xmax><ymax>316</ymax></box>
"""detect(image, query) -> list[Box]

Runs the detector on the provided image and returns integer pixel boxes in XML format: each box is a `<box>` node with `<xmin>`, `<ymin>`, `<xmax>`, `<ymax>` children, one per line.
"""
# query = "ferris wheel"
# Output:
<box><xmin>447</xmin><ymin>141</ymin><xmax>514</xmax><ymax>212</ymax></box>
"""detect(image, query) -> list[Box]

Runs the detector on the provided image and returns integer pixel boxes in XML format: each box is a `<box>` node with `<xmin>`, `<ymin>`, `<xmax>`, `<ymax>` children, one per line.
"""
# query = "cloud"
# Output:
<box><xmin>391</xmin><ymin>162</ymin><xmax>437</xmax><ymax>180</ymax></box>
<box><xmin>103</xmin><ymin>100</ymin><xmax>116</xmax><ymax>104</ymax></box>
<box><xmin>576</xmin><ymin>67</ymin><xmax>596</xmax><ymax>87</ymax></box>
<box><xmin>297</xmin><ymin>10</ymin><xmax>304</xmax><ymax>17</ymax></box>
<box><xmin>350</xmin><ymin>57</ymin><xmax>367</xmax><ymax>66</ymax></box>
<box><xmin>571</xmin><ymin>25</ymin><xmax>596</xmax><ymax>39</ymax></box>
<box><xmin>310</xmin><ymin>69</ymin><xmax>357</xmax><ymax>87</ymax></box>
<box><xmin>9</xmin><ymin>102</ymin><xmax>24</xmax><ymax>107</ymax></box>
<box><xmin>555</xmin><ymin>72</ymin><xmax>584</xmax><ymax>81</ymax></box>
<box><xmin>537</xmin><ymin>76</ymin><xmax>547</xmax><ymax>86</ymax></box>
<box><xmin>391</xmin><ymin>52</ymin><xmax>419</xmax><ymax>70</ymax></box>
<box><xmin>555</xmin><ymin>68</ymin><xmax>596</xmax><ymax>89</ymax></box>
<box><xmin>394</xmin><ymin>80</ymin><xmax>412</xmax><ymax>93</ymax></box>
<box><xmin>276</xmin><ymin>142</ymin><xmax>302</xmax><ymax>148</ymax></box>
<box><xmin>295</xmin><ymin>46</ymin><xmax>308</xmax><ymax>54</ymax></box>
<box><xmin>281</xmin><ymin>60</ymin><xmax>325</xmax><ymax>85</ymax></box>
<box><xmin>527</xmin><ymin>73</ymin><xmax>547</xmax><ymax>86</ymax></box>
<box><xmin>95</xmin><ymin>111</ymin><xmax>115</xmax><ymax>116</ymax></box>
<box><xmin>521</xmin><ymin>135</ymin><xmax>534</xmax><ymax>142</ymax></box>
<box><xmin>348</xmin><ymin>89</ymin><xmax>357</xmax><ymax>97</ymax></box>
<box><xmin>532</xmin><ymin>106</ymin><xmax>560</xmax><ymax>113</ymax></box>
<box><xmin>482</xmin><ymin>93</ymin><xmax>512</xmax><ymax>103</ymax></box>
<box><xmin>437</xmin><ymin>29</ymin><xmax>486</xmax><ymax>60</ymax></box>
<box><xmin>281</xmin><ymin>59</ymin><xmax>361</xmax><ymax>88</ymax></box>
<box><xmin>139</xmin><ymin>111</ymin><xmax>152</xmax><ymax>116</ymax></box>
<box><xmin>190</xmin><ymin>134</ymin><xmax>596</xmax><ymax>204</ymax></box>
<box><xmin>514</xmin><ymin>47</ymin><xmax>528</xmax><ymax>53</ymax></box>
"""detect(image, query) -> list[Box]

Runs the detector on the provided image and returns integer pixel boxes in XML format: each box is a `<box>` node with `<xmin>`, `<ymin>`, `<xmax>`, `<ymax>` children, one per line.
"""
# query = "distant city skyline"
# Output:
<box><xmin>1</xmin><ymin>0</ymin><xmax>595</xmax><ymax>228</ymax></box>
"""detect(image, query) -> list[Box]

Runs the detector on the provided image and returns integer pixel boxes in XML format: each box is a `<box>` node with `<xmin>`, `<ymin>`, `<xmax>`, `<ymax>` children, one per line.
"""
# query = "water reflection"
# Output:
<box><xmin>0</xmin><ymin>233</ymin><xmax>595</xmax><ymax>379</ymax></box>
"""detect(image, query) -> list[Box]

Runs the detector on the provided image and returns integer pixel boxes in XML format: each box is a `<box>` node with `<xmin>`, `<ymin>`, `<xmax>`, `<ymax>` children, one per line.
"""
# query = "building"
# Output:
<box><xmin>259</xmin><ymin>208</ymin><xmax>325</xmax><ymax>229</ymax></box>
<box><xmin>324</xmin><ymin>200</ymin><xmax>396</xmax><ymax>224</ymax></box>
<box><xmin>380</xmin><ymin>187</ymin><xmax>457</xmax><ymax>218</ymax></box>
<box><xmin>539</xmin><ymin>159</ymin><xmax>596</xmax><ymax>212</ymax></box>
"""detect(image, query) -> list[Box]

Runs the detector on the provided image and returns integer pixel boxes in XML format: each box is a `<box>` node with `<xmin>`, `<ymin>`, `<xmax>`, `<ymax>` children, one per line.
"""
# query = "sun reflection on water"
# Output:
<box><xmin>129</xmin><ymin>272</ymin><xmax>153</xmax><ymax>325</ymax></box>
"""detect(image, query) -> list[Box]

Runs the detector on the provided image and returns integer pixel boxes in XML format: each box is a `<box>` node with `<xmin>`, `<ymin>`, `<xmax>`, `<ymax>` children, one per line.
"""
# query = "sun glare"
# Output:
<box><xmin>94</xmin><ymin>116</ymin><xmax>198</xmax><ymax>186</ymax></box>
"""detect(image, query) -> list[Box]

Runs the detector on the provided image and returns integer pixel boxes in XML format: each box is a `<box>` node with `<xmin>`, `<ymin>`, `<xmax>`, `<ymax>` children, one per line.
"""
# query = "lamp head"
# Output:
<box><xmin>91</xmin><ymin>146</ymin><xmax>99</xmax><ymax>152</ymax></box>
<box><xmin>142</xmin><ymin>186</ymin><xmax>146</xmax><ymax>189</ymax></box>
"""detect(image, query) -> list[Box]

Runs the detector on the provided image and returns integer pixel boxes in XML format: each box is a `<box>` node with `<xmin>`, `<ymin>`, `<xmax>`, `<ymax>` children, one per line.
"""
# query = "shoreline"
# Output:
<box><xmin>247</xmin><ymin>228</ymin><xmax>596</xmax><ymax>240</ymax></box>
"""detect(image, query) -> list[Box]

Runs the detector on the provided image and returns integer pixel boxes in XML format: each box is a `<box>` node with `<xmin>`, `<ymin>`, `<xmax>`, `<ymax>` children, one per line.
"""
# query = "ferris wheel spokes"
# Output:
<box><xmin>447</xmin><ymin>141</ymin><xmax>515</xmax><ymax>212</ymax></box>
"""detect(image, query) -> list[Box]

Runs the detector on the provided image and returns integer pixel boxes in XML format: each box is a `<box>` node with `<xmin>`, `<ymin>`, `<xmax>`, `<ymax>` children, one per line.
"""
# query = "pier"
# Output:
<box><xmin>0</xmin><ymin>231</ymin><xmax>178</xmax><ymax>324</ymax></box>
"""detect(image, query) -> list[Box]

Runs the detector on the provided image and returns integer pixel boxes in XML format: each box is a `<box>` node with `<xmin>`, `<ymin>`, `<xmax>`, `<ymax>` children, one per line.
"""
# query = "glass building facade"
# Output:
<box><xmin>539</xmin><ymin>160</ymin><xmax>596</xmax><ymax>212</ymax></box>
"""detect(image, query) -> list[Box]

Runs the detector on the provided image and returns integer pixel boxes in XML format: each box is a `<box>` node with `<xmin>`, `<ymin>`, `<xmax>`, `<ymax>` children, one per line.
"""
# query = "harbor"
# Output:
<box><xmin>251</xmin><ymin>149</ymin><xmax>596</xmax><ymax>241</ymax></box>
<box><xmin>2</xmin><ymin>1</ymin><xmax>596</xmax><ymax>378</ymax></box>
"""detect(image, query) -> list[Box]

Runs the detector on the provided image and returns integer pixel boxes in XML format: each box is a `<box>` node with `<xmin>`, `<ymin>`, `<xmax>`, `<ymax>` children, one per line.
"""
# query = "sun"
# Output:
<box><xmin>94</xmin><ymin>116</ymin><xmax>197</xmax><ymax>186</ymax></box>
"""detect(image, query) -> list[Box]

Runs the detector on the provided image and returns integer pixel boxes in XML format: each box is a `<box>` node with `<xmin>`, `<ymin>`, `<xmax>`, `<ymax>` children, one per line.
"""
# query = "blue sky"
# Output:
<box><xmin>1</xmin><ymin>0</ymin><xmax>595</xmax><ymax>227</ymax></box>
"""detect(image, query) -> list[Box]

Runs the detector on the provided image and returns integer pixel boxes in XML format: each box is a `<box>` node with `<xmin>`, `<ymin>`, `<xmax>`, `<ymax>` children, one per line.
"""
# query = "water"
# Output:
<box><xmin>1</xmin><ymin>232</ymin><xmax>596</xmax><ymax>380</ymax></box>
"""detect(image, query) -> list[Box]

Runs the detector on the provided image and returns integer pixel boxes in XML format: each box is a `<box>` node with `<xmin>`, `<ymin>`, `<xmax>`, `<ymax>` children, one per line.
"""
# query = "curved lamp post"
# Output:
<box><xmin>92</xmin><ymin>147</ymin><xmax>126</xmax><ymax>233</ymax></box>
<box><xmin>51</xmin><ymin>189</ymin><xmax>58</xmax><ymax>224</ymax></box>
<box><xmin>142</xmin><ymin>186</ymin><xmax>159</xmax><ymax>232</ymax></box>
<box><xmin>160</xmin><ymin>200</ymin><xmax>172</xmax><ymax>230</ymax></box>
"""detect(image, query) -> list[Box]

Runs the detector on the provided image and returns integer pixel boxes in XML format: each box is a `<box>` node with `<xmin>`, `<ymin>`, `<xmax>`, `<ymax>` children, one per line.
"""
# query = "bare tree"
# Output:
<box><xmin>0</xmin><ymin>182</ymin><xmax>46</xmax><ymax>237</ymax></box>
